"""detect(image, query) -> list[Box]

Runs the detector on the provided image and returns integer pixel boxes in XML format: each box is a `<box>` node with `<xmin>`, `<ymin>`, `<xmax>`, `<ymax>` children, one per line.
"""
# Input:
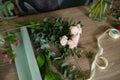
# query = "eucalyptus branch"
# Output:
<box><xmin>1</xmin><ymin>23</ymin><xmax>42</xmax><ymax>34</ymax></box>
<box><xmin>73</xmin><ymin>54</ymin><xmax>81</xmax><ymax>70</ymax></box>
<box><xmin>72</xmin><ymin>49</ymin><xmax>81</xmax><ymax>71</ymax></box>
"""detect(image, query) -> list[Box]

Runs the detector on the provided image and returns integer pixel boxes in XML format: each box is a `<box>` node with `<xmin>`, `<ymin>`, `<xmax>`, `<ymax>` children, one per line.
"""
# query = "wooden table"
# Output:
<box><xmin>0</xmin><ymin>6</ymin><xmax>120</xmax><ymax>80</ymax></box>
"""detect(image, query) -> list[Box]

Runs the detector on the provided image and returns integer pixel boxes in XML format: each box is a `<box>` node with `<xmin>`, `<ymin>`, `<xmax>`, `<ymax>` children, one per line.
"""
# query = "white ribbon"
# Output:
<box><xmin>87</xmin><ymin>28</ymin><xmax>120</xmax><ymax>80</ymax></box>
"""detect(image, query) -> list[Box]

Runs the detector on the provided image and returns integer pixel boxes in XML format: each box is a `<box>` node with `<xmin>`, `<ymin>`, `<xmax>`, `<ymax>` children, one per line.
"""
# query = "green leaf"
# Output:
<box><xmin>78</xmin><ymin>73</ymin><xmax>85</xmax><ymax>78</ymax></box>
<box><xmin>40</xmin><ymin>43</ymin><xmax>50</xmax><ymax>49</ymax></box>
<box><xmin>86</xmin><ymin>52</ymin><xmax>94</xmax><ymax>59</ymax></box>
<box><xmin>53</xmin><ymin>56</ymin><xmax>63</xmax><ymax>61</ymax></box>
<box><xmin>63</xmin><ymin>69</ymin><xmax>68</xmax><ymax>78</ymax></box>
<box><xmin>5</xmin><ymin>36</ymin><xmax>14</xmax><ymax>42</ymax></box>
<box><xmin>44</xmin><ymin>72</ymin><xmax>51</xmax><ymax>80</ymax></box>
<box><xmin>77</xmin><ymin>21</ymin><xmax>81</xmax><ymax>24</ymax></box>
<box><xmin>7</xmin><ymin>48</ymin><xmax>15</xmax><ymax>59</ymax></box>
<box><xmin>53</xmin><ymin>72</ymin><xmax>61</xmax><ymax>80</ymax></box>
<box><xmin>68</xmin><ymin>74</ymin><xmax>74</xmax><ymax>80</ymax></box>
<box><xmin>61</xmin><ymin>62</ymin><xmax>69</xmax><ymax>68</ymax></box>
<box><xmin>45</xmin><ymin>71</ymin><xmax>61</xmax><ymax>80</ymax></box>
<box><xmin>39</xmin><ymin>38</ymin><xmax>46</xmax><ymax>44</ymax></box>
<box><xmin>35</xmin><ymin>36</ymin><xmax>40</xmax><ymax>42</ymax></box>
<box><xmin>31</xmin><ymin>29</ymin><xmax>35</xmax><ymax>33</ymax></box>
<box><xmin>45</xmin><ymin>55</ymin><xmax>51</xmax><ymax>66</ymax></box>
<box><xmin>29</xmin><ymin>20</ymin><xmax>35</xmax><ymax>25</ymax></box>
<box><xmin>50</xmin><ymin>35</ymin><xmax>55</xmax><ymax>41</ymax></box>
<box><xmin>76</xmin><ymin>71</ymin><xmax>88</xmax><ymax>79</ymax></box>
<box><xmin>54</xmin><ymin>21</ymin><xmax>61</xmax><ymax>26</ymax></box>
<box><xmin>37</xmin><ymin>55</ymin><xmax>45</xmax><ymax>68</ymax></box>
<box><xmin>48</xmin><ymin>51</ymin><xmax>56</xmax><ymax>58</ymax></box>
<box><xmin>43</xmin><ymin>17</ymin><xmax>49</xmax><ymax>22</ymax></box>
<box><xmin>5</xmin><ymin>32</ymin><xmax>17</xmax><ymax>42</ymax></box>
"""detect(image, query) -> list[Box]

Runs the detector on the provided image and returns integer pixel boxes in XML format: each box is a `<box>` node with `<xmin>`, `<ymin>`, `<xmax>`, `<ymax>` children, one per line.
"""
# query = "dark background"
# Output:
<box><xmin>15</xmin><ymin>0</ymin><xmax>93</xmax><ymax>15</ymax></box>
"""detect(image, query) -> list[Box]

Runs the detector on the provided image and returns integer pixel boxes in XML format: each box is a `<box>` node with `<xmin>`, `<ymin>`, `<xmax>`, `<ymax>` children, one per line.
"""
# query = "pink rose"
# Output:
<box><xmin>67</xmin><ymin>34</ymin><xmax>80</xmax><ymax>49</ymax></box>
<box><xmin>67</xmin><ymin>40</ymin><xmax>77</xmax><ymax>49</ymax></box>
<box><xmin>70</xmin><ymin>26</ymin><xmax>79</xmax><ymax>35</ymax></box>
<box><xmin>2</xmin><ymin>50</ymin><xmax>12</xmax><ymax>64</ymax></box>
<box><xmin>76</xmin><ymin>24</ymin><xmax>82</xmax><ymax>34</ymax></box>
<box><xmin>60</xmin><ymin>35</ymin><xmax>68</xmax><ymax>46</ymax></box>
<box><xmin>72</xmin><ymin>34</ymin><xmax>80</xmax><ymax>44</ymax></box>
<box><xmin>70</xmin><ymin>24</ymin><xmax>82</xmax><ymax>35</ymax></box>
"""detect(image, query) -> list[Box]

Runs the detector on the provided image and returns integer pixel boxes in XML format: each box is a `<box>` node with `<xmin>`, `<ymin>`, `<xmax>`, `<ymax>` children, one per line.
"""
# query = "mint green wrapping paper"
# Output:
<box><xmin>11</xmin><ymin>27</ymin><xmax>42</xmax><ymax>80</ymax></box>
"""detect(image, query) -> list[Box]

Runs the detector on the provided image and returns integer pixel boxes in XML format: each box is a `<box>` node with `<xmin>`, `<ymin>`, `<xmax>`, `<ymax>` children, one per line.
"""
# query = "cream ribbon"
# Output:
<box><xmin>87</xmin><ymin>28</ymin><xmax>120</xmax><ymax>80</ymax></box>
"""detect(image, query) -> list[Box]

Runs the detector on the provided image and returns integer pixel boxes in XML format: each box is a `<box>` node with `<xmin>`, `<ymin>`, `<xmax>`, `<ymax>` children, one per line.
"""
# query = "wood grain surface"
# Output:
<box><xmin>0</xmin><ymin>6</ymin><xmax>120</xmax><ymax>80</ymax></box>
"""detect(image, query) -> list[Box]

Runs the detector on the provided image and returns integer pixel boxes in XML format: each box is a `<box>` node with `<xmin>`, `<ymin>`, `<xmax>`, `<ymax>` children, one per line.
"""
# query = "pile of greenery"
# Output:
<box><xmin>25</xmin><ymin>17</ymin><xmax>93</xmax><ymax>80</ymax></box>
<box><xmin>111</xmin><ymin>6</ymin><xmax>120</xmax><ymax>21</ymax></box>
<box><xmin>0</xmin><ymin>32</ymin><xmax>20</xmax><ymax>63</ymax></box>
<box><xmin>13</xmin><ymin>17</ymin><xmax>93</xmax><ymax>80</ymax></box>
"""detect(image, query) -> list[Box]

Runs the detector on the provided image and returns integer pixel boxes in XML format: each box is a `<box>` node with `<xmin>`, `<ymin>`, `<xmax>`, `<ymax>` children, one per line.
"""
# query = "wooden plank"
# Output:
<box><xmin>0</xmin><ymin>6</ymin><xmax>120</xmax><ymax>80</ymax></box>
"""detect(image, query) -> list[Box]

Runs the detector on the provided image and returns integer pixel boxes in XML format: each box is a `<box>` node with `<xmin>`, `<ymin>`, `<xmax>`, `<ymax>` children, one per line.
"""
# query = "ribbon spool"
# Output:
<box><xmin>0</xmin><ymin>34</ymin><xmax>5</xmax><ymax>47</ymax></box>
<box><xmin>109</xmin><ymin>29</ymin><xmax>120</xmax><ymax>39</ymax></box>
<box><xmin>88</xmin><ymin>28</ymin><xmax>120</xmax><ymax>80</ymax></box>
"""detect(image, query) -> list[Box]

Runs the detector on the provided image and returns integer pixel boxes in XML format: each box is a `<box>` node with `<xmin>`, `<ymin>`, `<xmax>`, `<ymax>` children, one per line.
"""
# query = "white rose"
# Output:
<box><xmin>60</xmin><ymin>35</ymin><xmax>68</xmax><ymax>46</ymax></box>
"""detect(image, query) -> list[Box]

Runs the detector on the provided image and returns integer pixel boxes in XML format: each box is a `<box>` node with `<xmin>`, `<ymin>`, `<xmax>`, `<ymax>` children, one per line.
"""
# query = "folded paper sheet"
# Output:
<box><xmin>11</xmin><ymin>27</ymin><xmax>42</xmax><ymax>80</ymax></box>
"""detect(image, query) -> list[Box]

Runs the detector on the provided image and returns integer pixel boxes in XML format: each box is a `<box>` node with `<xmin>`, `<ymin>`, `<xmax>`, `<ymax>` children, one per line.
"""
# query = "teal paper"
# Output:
<box><xmin>11</xmin><ymin>27</ymin><xmax>42</xmax><ymax>80</ymax></box>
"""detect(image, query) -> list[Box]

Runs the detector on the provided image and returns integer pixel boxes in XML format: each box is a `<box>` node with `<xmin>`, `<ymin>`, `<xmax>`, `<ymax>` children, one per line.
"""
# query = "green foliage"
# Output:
<box><xmin>86</xmin><ymin>51</ymin><xmax>94</xmax><ymax>59</ymax></box>
<box><xmin>45</xmin><ymin>71</ymin><xmax>61</xmax><ymax>80</ymax></box>
<box><xmin>75</xmin><ymin>71</ymin><xmax>89</xmax><ymax>79</ymax></box>
<box><xmin>37</xmin><ymin>54</ymin><xmax>51</xmax><ymax>69</ymax></box>
<box><xmin>68</xmin><ymin>74</ymin><xmax>74</xmax><ymax>80</ymax></box>
<box><xmin>61</xmin><ymin>62</ymin><xmax>69</xmax><ymax>68</ymax></box>
<box><xmin>64</xmin><ymin>69</ymin><xmax>68</xmax><ymax>77</ymax></box>
<box><xmin>37</xmin><ymin>53</ymin><xmax>61</xmax><ymax>80</ymax></box>
<box><xmin>45</xmin><ymin>55</ymin><xmax>51</xmax><ymax>66</ymax></box>
<box><xmin>37</xmin><ymin>55</ymin><xmax>45</xmax><ymax>68</ymax></box>
<box><xmin>28</xmin><ymin>17</ymin><xmax>73</xmax><ymax>42</ymax></box>
<box><xmin>37</xmin><ymin>53</ymin><xmax>51</xmax><ymax>77</ymax></box>
<box><xmin>0</xmin><ymin>18</ymin><xmax>6</xmax><ymax>26</ymax></box>
<box><xmin>0</xmin><ymin>32</ymin><xmax>19</xmax><ymax>60</ymax></box>
<box><xmin>111</xmin><ymin>6</ymin><xmax>120</xmax><ymax>21</ymax></box>
<box><xmin>0</xmin><ymin>1</ymin><xmax>14</xmax><ymax>17</ymax></box>
<box><xmin>26</xmin><ymin>17</ymin><xmax>86</xmax><ymax>80</ymax></box>
<box><xmin>59</xmin><ymin>62</ymin><xmax>71</xmax><ymax>78</ymax></box>
<box><xmin>28</xmin><ymin>17</ymin><xmax>79</xmax><ymax>58</ymax></box>
<box><xmin>7</xmin><ymin>47</ymin><xmax>15</xmax><ymax>59</ymax></box>
<box><xmin>48</xmin><ymin>51</ymin><xmax>56</xmax><ymax>58</ymax></box>
<box><xmin>5</xmin><ymin>32</ymin><xmax>17</xmax><ymax>43</ymax></box>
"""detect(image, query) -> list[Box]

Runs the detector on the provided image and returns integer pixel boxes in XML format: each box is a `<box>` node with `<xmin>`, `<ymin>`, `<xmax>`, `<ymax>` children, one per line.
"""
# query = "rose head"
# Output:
<box><xmin>70</xmin><ymin>24</ymin><xmax>82</xmax><ymax>35</ymax></box>
<box><xmin>67</xmin><ymin>40</ymin><xmax>77</xmax><ymax>49</ymax></box>
<box><xmin>60</xmin><ymin>35</ymin><xmax>68</xmax><ymax>46</ymax></box>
